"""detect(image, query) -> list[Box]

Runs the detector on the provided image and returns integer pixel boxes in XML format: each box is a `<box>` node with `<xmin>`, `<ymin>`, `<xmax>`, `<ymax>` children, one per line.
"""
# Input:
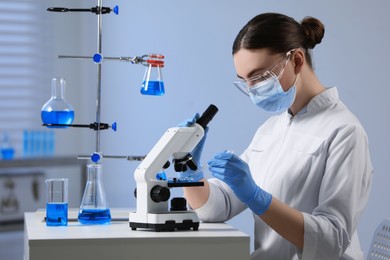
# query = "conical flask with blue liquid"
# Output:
<box><xmin>41</xmin><ymin>77</ymin><xmax>74</xmax><ymax>128</ymax></box>
<box><xmin>140</xmin><ymin>54</ymin><xmax>165</xmax><ymax>96</ymax></box>
<box><xmin>78</xmin><ymin>163</ymin><xmax>111</xmax><ymax>224</ymax></box>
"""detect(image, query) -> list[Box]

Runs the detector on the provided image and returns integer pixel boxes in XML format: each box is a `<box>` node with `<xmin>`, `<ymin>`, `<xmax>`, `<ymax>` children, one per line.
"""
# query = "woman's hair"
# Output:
<box><xmin>232</xmin><ymin>13</ymin><xmax>325</xmax><ymax>68</ymax></box>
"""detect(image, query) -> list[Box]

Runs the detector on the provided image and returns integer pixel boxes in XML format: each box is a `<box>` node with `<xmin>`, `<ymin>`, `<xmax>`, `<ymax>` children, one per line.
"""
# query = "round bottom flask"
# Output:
<box><xmin>78</xmin><ymin>163</ymin><xmax>111</xmax><ymax>224</ymax></box>
<box><xmin>41</xmin><ymin>77</ymin><xmax>74</xmax><ymax>128</ymax></box>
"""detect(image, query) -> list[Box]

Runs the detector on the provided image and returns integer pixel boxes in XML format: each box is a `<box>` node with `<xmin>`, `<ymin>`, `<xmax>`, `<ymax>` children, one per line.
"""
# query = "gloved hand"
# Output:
<box><xmin>177</xmin><ymin>113</ymin><xmax>207</xmax><ymax>182</ymax></box>
<box><xmin>177</xmin><ymin>113</ymin><xmax>199</xmax><ymax>127</ymax></box>
<box><xmin>208</xmin><ymin>151</ymin><xmax>272</xmax><ymax>215</ymax></box>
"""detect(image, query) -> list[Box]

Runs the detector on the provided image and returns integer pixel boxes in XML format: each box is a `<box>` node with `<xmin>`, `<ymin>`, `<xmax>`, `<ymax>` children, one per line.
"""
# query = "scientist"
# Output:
<box><xmin>181</xmin><ymin>13</ymin><xmax>373</xmax><ymax>259</ymax></box>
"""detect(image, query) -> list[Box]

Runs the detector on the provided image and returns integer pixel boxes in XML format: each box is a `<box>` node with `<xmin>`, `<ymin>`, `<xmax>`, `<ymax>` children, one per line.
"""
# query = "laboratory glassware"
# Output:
<box><xmin>1</xmin><ymin>132</ymin><xmax>15</xmax><ymax>160</ymax></box>
<box><xmin>45</xmin><ymin>178</ymin><xmax>68</xmax><ymax>226</ymax></box>
<box><xmin>78</xmin><ymin>163</ymin><xmax>111</xmax><ymax>224</ymax></box>
<box><xmin>140</xmin><ymin>54</ymin><xmax>165</xmax><ymax>96</ymax></box>
<box><xmin>41</xmin><ymin>77</ymin><xmax>75</xmax><ymax>128</ymax></box>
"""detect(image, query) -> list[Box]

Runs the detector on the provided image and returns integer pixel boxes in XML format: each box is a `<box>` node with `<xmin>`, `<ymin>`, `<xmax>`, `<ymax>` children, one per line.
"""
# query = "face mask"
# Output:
<box><xmin>249</xmin><ymin>76</ymin><xmax>296</xmax><ymax>113</ymax></box>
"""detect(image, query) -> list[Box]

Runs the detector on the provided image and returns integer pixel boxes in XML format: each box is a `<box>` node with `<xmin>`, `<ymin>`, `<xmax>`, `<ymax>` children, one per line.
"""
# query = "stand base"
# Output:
<box><xmin>129</xmin><ymin>211</ymin><xmax>200</xmax><ymax>232</ymax></box>
<box><xmin>130</xmin><ymin>219</ymin><xmax>199</xmax><ymax>232</ymax></box>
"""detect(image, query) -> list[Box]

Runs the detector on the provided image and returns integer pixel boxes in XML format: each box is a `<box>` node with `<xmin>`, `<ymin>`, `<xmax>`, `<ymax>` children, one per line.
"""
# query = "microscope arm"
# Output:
<box><xmin>134</xmin><ymin>124</ymin><xmax>204</xmax><ymax>185</ymax></box>
<box><xmin>135</xmin><ymin>104</ymin><xmax>218</xmax><ymax>185</ymax></box>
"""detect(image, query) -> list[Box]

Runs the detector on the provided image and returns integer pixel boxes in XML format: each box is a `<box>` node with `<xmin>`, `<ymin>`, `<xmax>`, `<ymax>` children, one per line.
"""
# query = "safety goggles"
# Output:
<box><xmin>233</xmin><ymin>49</ymin><xmax>295</xmax><ymax>96</ymax></box>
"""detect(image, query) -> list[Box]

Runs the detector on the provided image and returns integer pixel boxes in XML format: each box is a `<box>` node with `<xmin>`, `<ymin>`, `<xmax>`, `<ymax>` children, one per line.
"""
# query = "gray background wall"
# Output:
<box><xmin>48</xmin><ymin>0</ymin><xmax>390</xmax><ymax>255</ymax></box>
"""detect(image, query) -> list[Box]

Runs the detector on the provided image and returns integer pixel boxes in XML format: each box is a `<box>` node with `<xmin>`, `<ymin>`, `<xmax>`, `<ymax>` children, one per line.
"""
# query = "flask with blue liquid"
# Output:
<box><xmin>41</xmin><ymin>77</ymin><xmax>74</xmax><ymax>128</ymax></box>
<box><xmin>1</xmin><ymin>132</ymin><xmax>14</xmax><ymax>160</ymax></box>
<box><xmin>140</xmin><ymin>54</ymin><xmax>165</xmax><ymax>96</ymax></box>
<box><xmin>78</xmin><ymin>163</ymin><xmax>111</xmax><ymax>224</ymax></box>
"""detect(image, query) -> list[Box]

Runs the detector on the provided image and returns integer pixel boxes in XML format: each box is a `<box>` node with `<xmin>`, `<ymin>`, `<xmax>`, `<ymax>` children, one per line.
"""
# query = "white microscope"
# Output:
<box><xmin>129</xmin><ymin>104</ymin><xmax>218</xmax><ymax>231</ymax></box>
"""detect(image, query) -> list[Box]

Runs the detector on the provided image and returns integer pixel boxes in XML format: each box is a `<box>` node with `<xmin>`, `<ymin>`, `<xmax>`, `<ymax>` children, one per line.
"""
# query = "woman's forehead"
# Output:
<box><xmin>233</xmin><ymin>48</ymin><xmax>276</xmax><ymax>77</ymax></box>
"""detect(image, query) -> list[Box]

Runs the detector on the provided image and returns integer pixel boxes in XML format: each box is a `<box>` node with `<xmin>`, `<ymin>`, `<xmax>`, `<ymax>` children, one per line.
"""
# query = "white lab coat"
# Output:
<box><xmin>195</xmin><ymin>87</ymin><xmax>373</xmax><ymax>259</ymax></box>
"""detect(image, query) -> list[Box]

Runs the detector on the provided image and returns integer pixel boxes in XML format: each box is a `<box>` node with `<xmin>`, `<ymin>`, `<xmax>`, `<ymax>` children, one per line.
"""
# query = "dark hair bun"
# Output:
<box><xmin>300</xmin><ymin>17</ymin><xmax>325</xmax><ymax>49</ymax></box>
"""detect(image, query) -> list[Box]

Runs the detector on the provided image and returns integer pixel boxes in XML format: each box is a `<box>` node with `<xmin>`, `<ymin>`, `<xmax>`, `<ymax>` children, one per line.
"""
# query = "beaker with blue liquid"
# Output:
<box><xmin>41</xmin><ymin>77</ymin><xmax>74</xmax><ymax>128</ymax></box>
<box><xmin>140</xmin><ymin>54</ymin><xmax>165</xmax><ymax>96</ymax></box>
<box><xmin>78</xmin><ymin>163</ymin><xmax>111</xmax><ymax>224</ymax></box>
<box><xmin>45</xmin><ymin>178</ymin><xmax>68</xmax><ymax>226</ymax></box>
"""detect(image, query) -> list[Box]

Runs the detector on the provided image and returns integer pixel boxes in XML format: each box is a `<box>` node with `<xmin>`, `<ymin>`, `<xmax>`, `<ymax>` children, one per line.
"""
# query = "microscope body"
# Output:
<box><xmin>129</xmin><ymin>124</ymin><xmax>204</xmax><ymax>231</ymax></box>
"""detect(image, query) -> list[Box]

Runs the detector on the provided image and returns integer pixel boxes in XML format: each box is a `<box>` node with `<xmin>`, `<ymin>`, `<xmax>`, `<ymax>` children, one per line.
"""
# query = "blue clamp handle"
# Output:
<box><xmin>113</xmin><ymin>5</ymin><xmax>119</xmax><ymax>15</ymax></box>
<box><xmin>112</xmin><ymin>122</ymin><xmax>117</xmax><ymax>132</ymax></box>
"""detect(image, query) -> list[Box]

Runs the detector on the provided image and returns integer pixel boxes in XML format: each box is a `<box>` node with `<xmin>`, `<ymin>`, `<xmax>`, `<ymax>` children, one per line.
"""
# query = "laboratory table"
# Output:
<box><xmin>24</xmin><ymin>210</ymin><xmax>250</xmax><ymax>260</ymax></box>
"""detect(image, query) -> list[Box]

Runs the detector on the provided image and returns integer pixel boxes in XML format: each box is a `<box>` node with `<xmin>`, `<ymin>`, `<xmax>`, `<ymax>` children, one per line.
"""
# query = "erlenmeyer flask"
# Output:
<box><xmin>78</xmin><ymin>164</ymin><xmax>111</xmax><ymax>224</ymax></box>
<box><xmin>140</xmin><ymin>61</ymin><xmax>165</xmax><ymax>96</ymax></box>
<box><xmin>41</xmin><ymin>77</ymin><xmax>74</xmax><ymax>128</ymax></box>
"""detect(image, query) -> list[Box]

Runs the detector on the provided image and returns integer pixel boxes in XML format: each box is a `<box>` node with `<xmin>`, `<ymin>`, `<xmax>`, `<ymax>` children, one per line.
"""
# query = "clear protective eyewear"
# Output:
<box><xmin>233</xmin><ymin>49</ymin><xmax>295</xmax><ymax>96</ymax></box>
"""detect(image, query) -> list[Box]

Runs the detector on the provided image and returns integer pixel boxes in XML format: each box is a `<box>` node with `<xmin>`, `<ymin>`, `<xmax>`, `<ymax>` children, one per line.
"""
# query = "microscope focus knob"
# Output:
<box><xmin>150</xmin><ymin>185</ymin><xmax>170</xmax><ymax>203</ymax></box>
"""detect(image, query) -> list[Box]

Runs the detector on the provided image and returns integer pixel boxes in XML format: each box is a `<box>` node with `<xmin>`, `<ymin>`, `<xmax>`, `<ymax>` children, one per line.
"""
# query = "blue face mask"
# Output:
<box><xmin>249</xmin><ymin>76</ymin><xmax>296</xmax><ymax>113</ymax></box>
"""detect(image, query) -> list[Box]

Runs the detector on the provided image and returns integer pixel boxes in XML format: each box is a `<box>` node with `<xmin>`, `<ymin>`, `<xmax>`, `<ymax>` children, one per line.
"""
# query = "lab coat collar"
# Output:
<box><xmin>288</xmin><ymin>87</ymin><xmax>339</xmax><ymax>117</ymax></box>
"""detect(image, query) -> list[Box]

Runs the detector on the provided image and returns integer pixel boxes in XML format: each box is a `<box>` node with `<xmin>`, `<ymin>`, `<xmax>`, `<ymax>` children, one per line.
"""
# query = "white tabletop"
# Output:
<box><xmin>25</xmin><ymin>209</ymin><xmax>248</xmax><ymax>240</ymax></box>
<box><xmin>24</xmin><ymin>209</ymin><xmax>250</xmax><ymax>260</ymax></box>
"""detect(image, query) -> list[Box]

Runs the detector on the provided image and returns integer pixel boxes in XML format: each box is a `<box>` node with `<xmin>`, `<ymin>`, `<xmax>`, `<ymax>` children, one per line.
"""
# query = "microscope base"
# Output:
<box><xmin>129</xmin><ymin>211</ymin><xmax>200</xmax><ymax>232</ymax></box>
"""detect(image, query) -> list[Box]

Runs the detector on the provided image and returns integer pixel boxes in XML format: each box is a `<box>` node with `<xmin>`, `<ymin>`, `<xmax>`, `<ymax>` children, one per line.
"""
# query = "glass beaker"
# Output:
<box><xmin>140</xmin><ymin>62</ymin><xmax>165</xmax><ymax>96</ymax></box>
<box><xmin>78</xmin><ymin>163</ymin><xmax>111</xmax><ymax>224</ymax></box>
<box><xmin>45</xmin><ymin>178</ymin><xmax>68</xmax><ymax>226</ymax></box>
<box><xmin>41</xmin><ymin>77</ymin><xmax>75</xmax><ymax>128</ymax></box>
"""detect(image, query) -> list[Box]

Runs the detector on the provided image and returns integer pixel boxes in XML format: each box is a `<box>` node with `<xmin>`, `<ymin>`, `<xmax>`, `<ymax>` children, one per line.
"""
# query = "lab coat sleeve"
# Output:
<box><xmin>300</xmin><ymin>125</ymin><xmax>373</xmax><ymax>259</ymax></box>
<box><xmin>195</xmin><ymin>178</ymin><xmax>247</xmax><ymax>222</ymax></box>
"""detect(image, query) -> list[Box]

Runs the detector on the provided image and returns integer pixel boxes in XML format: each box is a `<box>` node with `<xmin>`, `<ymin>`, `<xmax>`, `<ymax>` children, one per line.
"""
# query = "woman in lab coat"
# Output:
<box><xmin>183</xmin><ymin>13</ymin><xmax>373</xmax><ymax>259</ymax></box>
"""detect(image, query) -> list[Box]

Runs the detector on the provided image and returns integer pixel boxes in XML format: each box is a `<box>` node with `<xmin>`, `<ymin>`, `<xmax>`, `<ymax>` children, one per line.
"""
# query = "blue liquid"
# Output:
<box><xmin>78</xmin><ymin>209</ymin><xmax>111</xmax><ymax>224</ymax></box>
<box><xmin>41</xmin><ymin>111</ymin><xmax>74</xmax><ymax>128</ymax></box>
<box><xmin>140</xmin><ymin>80</ymin><xmax>165</xmax><ymax>96</ymax></box>
<box><xmin>46</xmin><ymin>203</ymin><xmax>68</xmax><ymax>226</ymax></box>
<box><xmin>1</xmin><ymin>148</ymin><xmax>14</xmax><ymax>160</ymax></box>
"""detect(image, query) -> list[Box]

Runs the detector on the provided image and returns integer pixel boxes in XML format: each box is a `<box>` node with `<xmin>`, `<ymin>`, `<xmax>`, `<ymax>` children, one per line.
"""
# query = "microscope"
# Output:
<box><xmin>129</xmin><ymin>104</ymin><xmax>218</xmax><ymax>231</ymax></box>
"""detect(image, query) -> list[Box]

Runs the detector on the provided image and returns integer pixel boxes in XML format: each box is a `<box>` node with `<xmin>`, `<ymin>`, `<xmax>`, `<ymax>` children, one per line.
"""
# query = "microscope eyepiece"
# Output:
<box><xmin>196</xmin><ymin>104</ymin><xmax>218</xmax><ymax>129</ymax></box>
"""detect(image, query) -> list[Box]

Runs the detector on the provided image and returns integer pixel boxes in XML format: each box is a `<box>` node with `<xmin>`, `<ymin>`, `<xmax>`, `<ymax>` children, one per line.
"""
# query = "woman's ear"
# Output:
<box><xmin>292</xmin><ymin>49</ymin><xmax>305</xmax><ymax>74</ymax></box>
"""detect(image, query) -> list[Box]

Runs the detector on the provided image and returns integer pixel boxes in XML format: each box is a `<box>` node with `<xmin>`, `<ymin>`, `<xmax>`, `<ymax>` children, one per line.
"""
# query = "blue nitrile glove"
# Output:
<box><xmin>207</xmin><ymin>151</ymin><xmax>272</xmax><ymax>215</ymax></box>
<box><xmin>177</xmin><ymin>113</ymin><xmax>199</xmax><ymax>127</ymax></box>
<box><xmin>176</xmin><ymin>113</ymin><xmax>207</xmax><ymax>182</ymax></box>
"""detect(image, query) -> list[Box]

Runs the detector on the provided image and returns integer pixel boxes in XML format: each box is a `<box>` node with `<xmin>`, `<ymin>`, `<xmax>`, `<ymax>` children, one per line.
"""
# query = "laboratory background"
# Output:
<box><xmin>1</xmin><ymin>0</ymin><xmax>389</xmax><ymax>259</ymax></box>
